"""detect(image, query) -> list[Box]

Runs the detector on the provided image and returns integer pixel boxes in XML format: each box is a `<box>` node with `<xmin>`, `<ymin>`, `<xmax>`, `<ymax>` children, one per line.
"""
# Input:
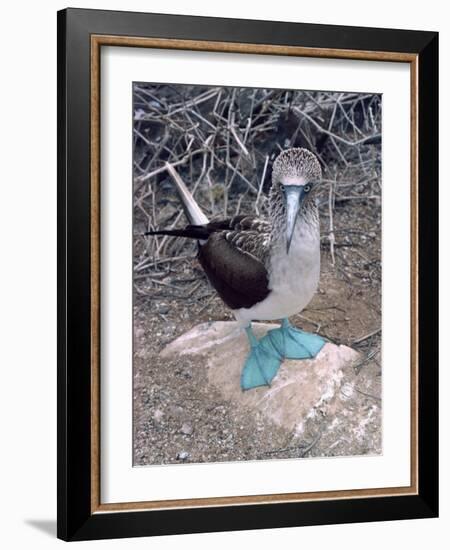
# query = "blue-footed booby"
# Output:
<box><xmin>146</xmin><ymin>148</ymin><xmax>325</xmax><ymax>390</ymax></box>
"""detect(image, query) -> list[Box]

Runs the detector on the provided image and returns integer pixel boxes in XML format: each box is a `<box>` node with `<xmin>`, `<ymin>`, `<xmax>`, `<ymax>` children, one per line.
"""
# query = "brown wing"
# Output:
<box><xmin>198</xmin><ymin>230</ymin><xmax>270</xmax><ymax>310</ymax></box>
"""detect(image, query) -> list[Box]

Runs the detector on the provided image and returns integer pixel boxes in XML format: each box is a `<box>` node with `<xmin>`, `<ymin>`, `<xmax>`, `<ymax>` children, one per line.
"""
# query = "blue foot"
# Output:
<box><xmin>261</xmin><ymin>318</ymin><xmax>325</xmax><ymax>360</ymax></box>
<box><xmin>241</xmin><ymin>326</ymin><xmax>283</xmax><ymax>391</ymax></box>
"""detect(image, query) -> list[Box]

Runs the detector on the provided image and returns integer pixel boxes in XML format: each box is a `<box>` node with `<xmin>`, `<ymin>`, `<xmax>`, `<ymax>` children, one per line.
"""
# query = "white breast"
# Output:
<box><xmin>234</xmin><ymin>218</ymin><xmax>320</xmax><ymax>325</ymax></box>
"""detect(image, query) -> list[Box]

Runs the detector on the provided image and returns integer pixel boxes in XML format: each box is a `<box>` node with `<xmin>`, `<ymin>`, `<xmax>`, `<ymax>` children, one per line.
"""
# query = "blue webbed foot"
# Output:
<box><xmin>241</xmin><ymin>326</ymin><xmax>283</xmax><ymax>391</ymax></box>
<box><xmin>262</xmin><ymin>318</ymin><xmax>325</xmax><ymax>360</ymax></box>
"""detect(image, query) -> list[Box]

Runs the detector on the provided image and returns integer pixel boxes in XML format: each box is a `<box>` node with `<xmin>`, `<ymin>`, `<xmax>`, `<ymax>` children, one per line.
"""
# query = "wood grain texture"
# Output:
<box><xmin>90</xmin><ymin>35</ymin><xmax>101</xmax><ymax>514</ymax></box>
<box><xmin>92</xmin><ymin>34</ymin><xmax>417</xmax><ymax>62</ymax></box>
<box><xmin>410</xmin><ymin>56</ymin><xmax>419</xmax><ymax>495</ymax></box>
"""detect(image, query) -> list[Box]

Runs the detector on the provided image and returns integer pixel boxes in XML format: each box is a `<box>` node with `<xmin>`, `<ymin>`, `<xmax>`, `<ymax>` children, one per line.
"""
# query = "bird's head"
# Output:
<box><xmin>271</xmin><ymin>148</ymin><xmax>322</xmax><ymax>253</ymax></box>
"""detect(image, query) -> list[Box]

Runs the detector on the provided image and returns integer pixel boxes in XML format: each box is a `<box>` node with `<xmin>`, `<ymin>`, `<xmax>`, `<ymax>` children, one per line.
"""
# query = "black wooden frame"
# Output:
<box><xmin>57</xmin><ymin>7</ymin><xmax>438</xmax><ymax>541</ymax></box>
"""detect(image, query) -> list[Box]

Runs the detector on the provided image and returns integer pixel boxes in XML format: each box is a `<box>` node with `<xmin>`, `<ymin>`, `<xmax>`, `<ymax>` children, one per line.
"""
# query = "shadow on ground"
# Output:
<box><xmin>25</xmin><ymin>519</ymin><xmax>56</xmax><ymax>538</ymax></box>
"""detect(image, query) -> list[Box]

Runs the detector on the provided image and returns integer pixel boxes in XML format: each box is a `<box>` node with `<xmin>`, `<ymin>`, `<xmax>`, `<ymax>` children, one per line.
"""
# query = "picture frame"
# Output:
<box><xmin>57</xmin><ymin>7</ymin><xmax>438</xmax><ymax>541</ymax></box>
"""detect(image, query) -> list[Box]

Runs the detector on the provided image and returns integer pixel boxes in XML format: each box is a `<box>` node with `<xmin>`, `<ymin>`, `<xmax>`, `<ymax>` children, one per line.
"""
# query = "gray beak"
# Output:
<box><xmin>284</xmin><ymin>186</ymin><xmax>305</xmax><ymax>254</ymax></box>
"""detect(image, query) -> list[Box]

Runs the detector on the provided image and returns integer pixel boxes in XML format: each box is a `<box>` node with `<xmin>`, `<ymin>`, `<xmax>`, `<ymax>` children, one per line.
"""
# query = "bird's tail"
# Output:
<box><xmin>165</xmin><ymin>163</ymin><xmax>209</xmax><ymax>226</ymax></box>
<box><xmin>145</xmin><ymin>225</ymin><xmax>210</xmax><ymax>240</ymax></box>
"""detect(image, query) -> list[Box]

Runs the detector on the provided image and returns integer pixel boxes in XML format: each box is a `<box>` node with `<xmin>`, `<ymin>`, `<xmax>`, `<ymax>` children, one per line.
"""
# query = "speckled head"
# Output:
<box><xmin>272</xmin><ymin>147</ymin><xmax>322</xmax><ymax>187</ymax></box>
<box><xmin>270</xmin><ymin>148</ymin><xmax>322</xmax><ymax>253</ymax></box>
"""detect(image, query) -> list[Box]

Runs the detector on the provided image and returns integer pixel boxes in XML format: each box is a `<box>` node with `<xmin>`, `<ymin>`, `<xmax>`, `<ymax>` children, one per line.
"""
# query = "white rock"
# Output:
<box><xmin>161</xmin><ymin>321</ymin><xmax>361</xmax><ymax>435</ymax></box>
<box><xmin>180</xmin><ymin>423</ymin><xmax>194</xmax><ymax>436</ymax></box>
<box><xmin>176</xmin><ymin>451</ymin><xmax>190</xmax><ymax>461</ymax></box>
<box><xmin>152</xmin><ymin>409</ymin><xmax>164</xmax><ymax>422</ymax></box>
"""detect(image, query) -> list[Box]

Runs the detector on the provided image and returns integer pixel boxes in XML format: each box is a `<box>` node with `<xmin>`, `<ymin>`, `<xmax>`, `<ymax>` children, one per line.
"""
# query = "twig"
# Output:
<box><xmin>293</xmin><ymin>106</ymin><xmax>381</xmax><ymax>146</ymax></box>
<box><xmin>136</xmin><ymin>149</ymin><xmax>203</xmax><ymax>184</ymax></box>
<box><xmin>354</xmin><ymin>388</ymin><xmax>382</xmax><ymax>402</ymax></box>
<box><xmin>229</xmin><ymin>124</ymin><xmax>250</xmax><ymax>157</ymax></box>
<box><xmin>263</xmin><ymin>431</ymin><xmax>322</xmax><ymax>458</ymax></box>
<box><xmin>255</xmin><ymin>154</ymin><xmax>269</xmax><ymax>215</ymax></box>
<box><xmin>351</xmin><ymin>328</ymin><xmax>381</xmax><ymax>345</ymax></box>
<box><xmin>328</xmin><ymin>179</ymin><xmax>336</xmax><ymax>266</ymax></box>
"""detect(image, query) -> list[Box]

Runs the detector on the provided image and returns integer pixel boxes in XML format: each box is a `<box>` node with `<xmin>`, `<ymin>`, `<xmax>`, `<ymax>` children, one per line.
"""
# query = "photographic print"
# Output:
<box><xmin>133</xmin><ymin>83</ymin><xmax>382</xmax><ymax>466</ymax></box>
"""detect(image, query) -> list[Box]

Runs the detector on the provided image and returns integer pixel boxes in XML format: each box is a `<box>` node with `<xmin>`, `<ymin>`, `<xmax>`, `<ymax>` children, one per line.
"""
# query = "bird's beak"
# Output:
<box><xmin>284</xmin><ymin>186</ymin><xmax>305</xmax><ymax>254</ymax></box>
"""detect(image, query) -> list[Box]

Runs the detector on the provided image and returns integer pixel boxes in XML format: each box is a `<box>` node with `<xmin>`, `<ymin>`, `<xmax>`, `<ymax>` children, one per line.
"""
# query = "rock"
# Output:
<box><xmin>176</xmin><ymin>451</ymin><xmax>190</xmax><ymax>461</ymax></box>
<box><xmin>152</xmin><ymin>409</ymin><xmax>164</xmax><ymax>423</ymax></box>
<box><xmin>180</xmin><ymin>423</ymin><xmax>194</xmax><ymax>436</ymax></box>
<box><xmin>162</xmin><ymin>321</ymin><xmax>381</xmax><ymax>455</ymax></box>
<box><xmin>156</xmin><ymin>303</ymin><xmax>170</xmax><ymax>315</ymax></box>
<box><xmin>168</xmin><ymin>405</ymin><xmax>184</xmax><ymax>419</ymax></box>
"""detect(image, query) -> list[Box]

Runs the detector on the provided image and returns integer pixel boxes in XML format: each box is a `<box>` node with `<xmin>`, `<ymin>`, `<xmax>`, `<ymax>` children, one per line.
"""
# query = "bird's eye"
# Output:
<box><xmin>304</xmin><ymin>184</ymin><xmax>311</xmax><ymax>193</ymax></box>
<box><xmin>280</xmin><ymin>184</ymin><xmax>285</xmax><ymax>191</ymax></box>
